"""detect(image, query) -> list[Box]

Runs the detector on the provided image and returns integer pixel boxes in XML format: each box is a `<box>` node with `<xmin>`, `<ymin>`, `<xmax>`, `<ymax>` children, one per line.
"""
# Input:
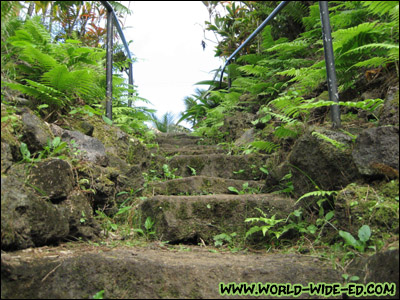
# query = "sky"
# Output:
<box><xmin>123</xmin><ymin>1</ymin><xmax>223</xmax><ymax>129</ymax></box>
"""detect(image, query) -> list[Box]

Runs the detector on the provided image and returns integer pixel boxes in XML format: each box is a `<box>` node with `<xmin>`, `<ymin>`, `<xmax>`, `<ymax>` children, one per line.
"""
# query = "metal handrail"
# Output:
<box><xmin>100</xmin><ymin>1</ymin><xmax>134</xmax><ymax>120</ymax></box>
<box><xmin>219</xmin><ymin>1</ymin><xmax>289</xmax><ymax>88</ymax></box>
<box><xmin>217</xmin><ymin>1</ymin><xmax>341</xmax><ymax>128</ymax></box>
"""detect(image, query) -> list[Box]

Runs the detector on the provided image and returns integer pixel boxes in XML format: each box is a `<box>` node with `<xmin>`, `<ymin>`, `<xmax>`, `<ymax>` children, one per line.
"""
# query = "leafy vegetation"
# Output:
<box><xmin>181</xmin><ymin>1</ymin><xmax>398</xmax><ymax>143</ymax></box>
<box><xmin>1</xmin><ymin>1</ymin><xmax>153</xmax><ymax>135</ymax></box>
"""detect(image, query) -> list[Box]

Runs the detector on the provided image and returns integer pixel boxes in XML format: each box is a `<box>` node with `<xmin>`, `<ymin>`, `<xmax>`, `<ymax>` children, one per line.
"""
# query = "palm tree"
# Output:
<box><xmin>151</xmin><ymin>112</ymin><xmax>178</xmax><ymax>133</ymax></box>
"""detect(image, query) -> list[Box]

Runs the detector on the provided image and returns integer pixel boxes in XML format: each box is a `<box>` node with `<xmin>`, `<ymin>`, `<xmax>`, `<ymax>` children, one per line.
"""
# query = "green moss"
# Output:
<box><xmin>337</xmin><ymin>181</ymin><xmax>399</xmax><ymax>236</ymax></box>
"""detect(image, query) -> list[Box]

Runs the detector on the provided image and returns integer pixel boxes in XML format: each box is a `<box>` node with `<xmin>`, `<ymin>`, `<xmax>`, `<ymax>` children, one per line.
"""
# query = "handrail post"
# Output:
<box><xmin>105</xmin><ymin>8</ymin><xmax>113</xmax><ymax>120</ymax></box>
<box><xmin>319</xmin><ymin>1</ymin><xmax>341</xmax><ymax>128</ymax></box>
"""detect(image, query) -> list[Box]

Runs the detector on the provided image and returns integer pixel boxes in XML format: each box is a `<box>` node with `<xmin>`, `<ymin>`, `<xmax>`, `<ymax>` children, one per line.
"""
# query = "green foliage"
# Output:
<box><xmin>92</xmin><ymin>290</ymin><xmax>105</xmax><ymax>299</ymax></box>
<box><xmin>213</xmin><ymin>232</ymin><xmax>237</xmax><ymax>248</ymax></box>
<box><xmin>133</xmin><ymin>217</ymin><xmax>156</xmax><ymax>240</ymax></box>
<box><xmin>339</xmin><ymin>225</ymin><xmax>372</xmax><ymax>252</ymax></box>
<box><xmin>227</xmin><ymin>182</ymin><xmax>260</xmax><ymax>195</ymax></box>
<box><xmin>244</xmin><ymin>140</ymin><xmax>280</xmax><ymax>154</ymax></box>
<box><xmin>1</xmin><ymin>12</ymin><xmax>151</xmax><ymax>135</ymax></box>
<box><xmin>151</xmin><ymin>112</ymin><xmax>180</xmax><ymax>133</ymax></box>
<box><xmin>187</xmin><ymin>0</ymin><xmax>399</xmax><ymax>140</ymax></box>
<box><xmin>245</xmin><ymin>208</ymin><xmax>286</xmax><ymax>240</ymax></box>
<box><xmin>311</xmin><ymin>132</ymin><xmax>348</xmax><ymax>150</ymax></box>
<box><xmin>19</xmin><ymin>137</ymin><xmax>71</xmax><ymax>163</ymax></box>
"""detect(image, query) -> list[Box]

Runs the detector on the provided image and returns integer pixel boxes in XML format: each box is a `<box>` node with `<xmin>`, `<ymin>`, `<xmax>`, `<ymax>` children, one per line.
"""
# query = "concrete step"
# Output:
<box><xmin>167</xmin><ymin>153</ymin><xmax>270</xmax><ymax>180</ymax></box>
<box><xmin>138</xmin><ymin>194</ymin><xmax>294</xmax><ymax>244</ymax></box>
<box><xmin>146</xmin><ymin>175</ymin><xmax>265</xmax><ymax>196</ymax></box>
<box><xmin>1</xmin><ymin>245</ymin><xmax>341</xmax><ymax>299</ymax></box>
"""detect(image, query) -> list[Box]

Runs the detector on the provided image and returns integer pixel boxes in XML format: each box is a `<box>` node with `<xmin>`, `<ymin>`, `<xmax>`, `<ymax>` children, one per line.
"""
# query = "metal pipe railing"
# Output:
<box><xmin>218</xmin><ymin>1</ymin><xmax>341</xmax><ymax>128</ymax></box>
<box><xmin>219</xmin><ymin>1</ymin><xmax>290</xmax><ymax>88</ymax></box>
<box><xmin>105</xmin><ymin>8</ymin><xmax>113</xmax><ymax>120</ymax></box>
<box><xmin>319</xmin><ymin>1</ymin><xmax>341</xmax><ymax>128</ymax></box>
<box><xmin>100</xmin><ymin>1</ymin><xmax>134</xmax><ymax>120</ymax></box>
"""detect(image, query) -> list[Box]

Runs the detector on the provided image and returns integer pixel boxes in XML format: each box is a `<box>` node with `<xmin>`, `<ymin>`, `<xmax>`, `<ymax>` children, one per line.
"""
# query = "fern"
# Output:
<box><xmin>238</xmin><ymin>64</ymin><xmax>269</xmax><ymax>77</ymax></box>
<box><xmin>274</xmin><ymin>126</ymin><xmax>299</xmax><ymax>139</ymax></box>
<box><xmin>311</xmin><ymin>132</ymin><xmax>348</xmax><ymax>150</ymax></box>
<box><xmin>299</xmin><ymin>98</ymin><xmax>384</xmax><ymax>112</ymax></box>
<box><xmin>333</xmin><ymin>21</ymin><xmax>381</xmax><ymax>54</ymax></box>
<box><xmin>249</xmin><ymin>140</ymin><xmax>280</xmax><ymax>154</ymax></box>
<box><xmin>296</xmin><ymin>190</ymin><xmax>338</xmax><ymax>204</ymax></box>
<box><xmin>4</xmin><ymin>79</ymin><xmax>68</xmax><ymax>107</ymax></box>
<box><xmin>362</xmin><ymin>1</ymin><xmax>399</xmax><ymax>17</ymax></box>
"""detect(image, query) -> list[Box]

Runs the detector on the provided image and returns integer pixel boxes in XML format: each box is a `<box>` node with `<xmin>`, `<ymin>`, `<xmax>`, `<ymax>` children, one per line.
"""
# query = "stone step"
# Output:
<box><xmin>146</xmin><ymin>176</ymin><xmax>265</xmax><ymax>196</ymax></box>
<box><xmin>1</xmin><ymin>246</ymin><xmax>341</xmax><ymax>299</ymax></box>
<box><xmin>138</xmin><ymin>194</ymin><xmax>294</xmax><ymax>244</ymax></box>
<box><xmin>167</xmin><ymin>153</ymin><xmax>270</xmax><ymax>180</ymax></box>
<box><xmin>158</xmin><ymin>145</ymin><xmax>226</xmax><ymax>156</ymax></box>
<box><xmin>155</xmin><ymin>133</ymin><xmax>203</xmax><ymax>147</ymax></box>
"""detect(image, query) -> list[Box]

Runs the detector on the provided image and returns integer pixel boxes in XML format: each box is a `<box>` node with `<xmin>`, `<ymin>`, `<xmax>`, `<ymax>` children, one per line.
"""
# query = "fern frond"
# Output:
<box><xmin>237</xmin><ymin>54</ymin><xmax>266</xmax><ymax>65</ymax></box>
<box><xmin>267</xmin><ymin>112</ymin><xmax>297</xmax><ymax>124</ymax></box>
<box><xmin>238</xmin><ymin>65</ymin><xmax>269</xmax><ymax>77</ymax></box>
<box><xmin>296</xmin><ymin>190</ymin><xmax>338</xmax><ymax>204</ymax></box>
<box><xmin>261</xmin><ymin>25</ymin><xmax>274</xmax><ymax>50</ymax></box>
<box><xmin>362</xmin><ymin>1</ymin><xmax>399</xmax><ymax>17</ymax></box>
<box><xmin>24</xmin><ymin>17</ymin><xmax>52</xmax><ymax>46</ymax></box>
<box><xmin>300</xmin><ymin>98</ymin><xmax>384</xmax><ymax>112</ymax></box>
<box><xmin>274</xmin><ymin>126</ymin><xmax>299</xmax><ymax>139</ymax></box>
<box><xmin>4</xmin><ymin>80</ymin><xmax>66</xmax><ymax>107</ymax></box>
<box><xmin>332</xmin><ymin>21</ymin><xmax>381</xmax><ymax>54</ymax></box>
<box><xmin>20</xmin><ymin>45</ymin><xmax>58</xmax><ymax>70</ymax></box>
<box><xmin>312</xmin><ymin>132</ymin><xmax>348</xmax><ymax>150</ymax></box>
<box><xmin>250</xmin><ymin>140</ymin><xmax>280</xmax><ymax>153</ymax></box>
<box><xmin>343</xmin><ymin>43</ymin><xmax>399</xmax><ymax>56</ymax></box>
<box><xmin>267</xmin><ymin>40</ymin><xmax>310</xmax><ymax>58</ymax></box>
<box><xmin>350</xmin><ymin>56</ymin><xmax>392</xmax><ymax>69</ymax></box>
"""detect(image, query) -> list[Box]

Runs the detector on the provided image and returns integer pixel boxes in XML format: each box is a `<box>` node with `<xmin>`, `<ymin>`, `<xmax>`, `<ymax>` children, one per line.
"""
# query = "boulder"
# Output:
<box><xmin>1</xmin><ymin>167</ymin><xmax>69</xmax><ymax>250</ymax></box>
<box><xmin>1</xmin><ymin>142</ymin><xmax>13</xmax><ymax>173</ymax></box>
<box><xmin>352</xmin><ymin>126</ymin><xmax>399</xmax><ymax>178</ymax></box>
<box><xmin>379</xmin><ymin>86</ymin><xmax>399</xmax><ymax>126</ymax></box>
<box><xmin>288</xmin><ymin>127</ymin><xmax>360</xmax><ymax>198</ymax></box>
<box><xmin>346</xmin><ymin>249</ymin><xmax>399</xmax><ymax>299</ymax></box>
<box><xmin>27</xmin><ymin>159</ymin><xmax>74</xmax><ymax>202</ymax></box>
<box><xmin>21</xmin><ymin>109</ymin><xmax>53</xmax><ymax>153</ymax></box>
<box><xmin>1</xmin><ymin>163</ymin><xmax>99</xmax><ymax>251</ymax></box>
<box><xmin>61</xmin><ymin>129</ymin><xmax>108</xmax><ymax>167</ymax></box>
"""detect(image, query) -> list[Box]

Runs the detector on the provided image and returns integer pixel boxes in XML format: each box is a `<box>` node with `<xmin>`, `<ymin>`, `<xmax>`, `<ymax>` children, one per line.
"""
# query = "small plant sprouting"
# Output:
<box><xmin>339</xmin><ymin>225</ymin><xmax>372</xmax><ymax>253</ymax></box>
<box><xmin>245</xmin><ymin>208</ymin><xmax>286</xmax><ymax>239</ymax></box>
<box><xmin>228</xmin><ymin>182</ymin><xmax>259</xmax><ymax>195</ymax></box>
<box><xmin>92</xmin><ymin>290</ymin><xmax>105</xmax><ymax>299</ymax></box>
<box><xmin>187</xmin><ymin>165</ymin><xmax>197</xmax><ymax>176</ymax></box>
<box><xmin>133</xmin><ymin>217</ymin><xmax>156</xmax><ymax>240</ymax></box>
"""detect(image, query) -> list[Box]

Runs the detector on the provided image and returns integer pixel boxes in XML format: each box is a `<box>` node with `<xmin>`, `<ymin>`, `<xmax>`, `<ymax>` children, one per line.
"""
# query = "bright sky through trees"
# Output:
<box><xmin>125</xmin><ymin>1</ymin><xmax>223</xmax><ymax>128</ymax></box>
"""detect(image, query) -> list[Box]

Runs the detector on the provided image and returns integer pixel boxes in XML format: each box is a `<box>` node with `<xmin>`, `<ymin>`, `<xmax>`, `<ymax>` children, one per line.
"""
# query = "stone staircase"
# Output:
<box><xmin>1</xmin><ymin>133</ymin><xmax>344</xmax><ymax>299</ymax></box>
<box><xmin>139</xmin><ymin>133</ymin><xmax>295</xmax><ymax>244</ymax></box>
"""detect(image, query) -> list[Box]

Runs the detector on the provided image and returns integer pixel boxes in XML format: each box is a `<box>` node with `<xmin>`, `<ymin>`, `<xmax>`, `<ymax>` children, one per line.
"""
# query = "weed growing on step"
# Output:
<box><xmin>213</xmin><ymin>232</ymin><xmax>245</xmax><ymax>252</ymax></box>
<box><xmin>227</xmin><ymin>182</ymin><xmax>260</xmax><ymax>195</ymax></box>
<box><xmin>187</xmin><ymin>165</ymin><xmax>197</xmax><ymax>176</ymax></box>
<box><xmin>133</xmin><ymin>217</ymin><xmax>156</xmax><ymax>241</ymax></box>
<box><xmin>339</xmin><ymin>225</ymin><xmax>372</xmax><ymax>253</ymax></box>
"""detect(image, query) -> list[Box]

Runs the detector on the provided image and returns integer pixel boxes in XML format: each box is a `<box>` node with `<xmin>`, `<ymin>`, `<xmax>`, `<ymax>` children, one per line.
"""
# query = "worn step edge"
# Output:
<box><xmin>1</xmin><ymin>246</ymin><xmax>341</xmax><ymax>299</ymax></box>
<box><xmin>167</xmin><ymin>153</ymin><xmax>269</xmax><ymax>180</ymax></box>
<box><xmin>138</xmin><ymin>194</ymin><xmax>295</xmax><ymax>244</ymax></box>
<box><xmin>146</xmin><ymin>175</ymin><xmax>265</xmax><ymax>196</ymax></box>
